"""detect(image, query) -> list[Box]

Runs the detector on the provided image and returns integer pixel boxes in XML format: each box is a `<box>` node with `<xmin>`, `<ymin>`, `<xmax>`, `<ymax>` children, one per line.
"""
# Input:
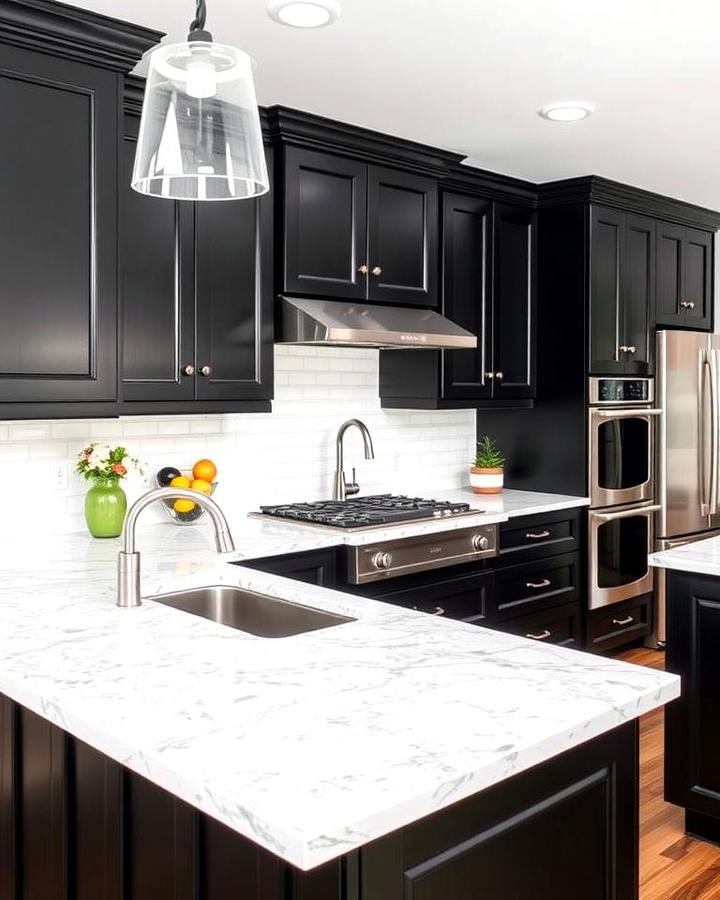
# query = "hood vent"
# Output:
<box><xmin>278</xmin><ymin>297</ymin><xmax>477</xmax><ymax>350</ymax></box>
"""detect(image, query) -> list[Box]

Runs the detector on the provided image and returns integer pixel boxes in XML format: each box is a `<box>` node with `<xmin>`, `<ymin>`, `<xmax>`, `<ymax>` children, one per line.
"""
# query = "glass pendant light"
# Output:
<box><xmin>132</xmin><ymin>0</ymin><xmax>269</xmax><ymax>201</ymax></box>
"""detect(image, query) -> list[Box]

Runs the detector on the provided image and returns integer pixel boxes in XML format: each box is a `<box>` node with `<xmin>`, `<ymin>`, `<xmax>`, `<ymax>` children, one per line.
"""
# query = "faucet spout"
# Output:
<box><xmin>333</xmin><ymin>419</ymin><xmax>375</xmax><ymax>501</ymax></box>
<box><xmin>117</xmin><ymin>487</ymin><xmax>235</xmax><ymax>608</ymax></box>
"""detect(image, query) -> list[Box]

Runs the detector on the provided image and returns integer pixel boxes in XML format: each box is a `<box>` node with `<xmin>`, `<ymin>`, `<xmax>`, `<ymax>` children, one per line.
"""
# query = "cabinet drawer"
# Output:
<box><xmin>497</xmin><ymin>508</ymin><xmax>582</xmax><ymax>567</ymax></box>
<box><xmin>374</xmin><ymin>571</ymin><xmax>492</xmax><ymax>625</ymax></box>
<box><xmin>494</xmin><ymin>553</ymin><xmax>580</xmax><ymax>621</ymax></box>
<box><xmin>496</xmin><ymin>602</ymin><xmax>582</xmax><ymax>648</ymax></box>
<box><xmin>587</xmin><ymin>594</ymin><xmax>653</xmax><ymax>653</ymax></box>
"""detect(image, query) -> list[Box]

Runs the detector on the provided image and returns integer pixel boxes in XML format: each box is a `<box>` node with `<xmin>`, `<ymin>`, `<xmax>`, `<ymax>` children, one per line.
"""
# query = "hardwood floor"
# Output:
<box><xmin>619</xmin><ymin>646</ymin><xmax>720</xmax><ymax>900</ymax></box>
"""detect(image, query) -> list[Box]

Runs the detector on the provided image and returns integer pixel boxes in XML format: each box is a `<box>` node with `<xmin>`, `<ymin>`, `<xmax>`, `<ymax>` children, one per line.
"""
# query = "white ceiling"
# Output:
<box><xmin>71</xmin><ymin>0</ymin><xmax>720</xmax><ymax>209</ymax></box>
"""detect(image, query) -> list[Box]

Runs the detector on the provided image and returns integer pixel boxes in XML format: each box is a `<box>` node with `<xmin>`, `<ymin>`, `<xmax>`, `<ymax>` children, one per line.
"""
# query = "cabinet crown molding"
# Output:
<box><xmin>0</xmin><ymin>0</ymin><xmax>162</xmax><ymax>72</ymax></box>
<box><xmin>538</xmin><ymin>174</ymin><xmax>720</xmax><ymax>231</ymax></box>
<box><xmin>264</xmin><ymin>104</ymin><xmax>467</xmax><ymax>178</ymax></box>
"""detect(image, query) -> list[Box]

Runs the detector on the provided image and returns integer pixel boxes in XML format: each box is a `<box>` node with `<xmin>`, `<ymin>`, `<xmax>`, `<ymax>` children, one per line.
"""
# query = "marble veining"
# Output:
<box><xmin>0</xmin><ymin>490</ymin><xmax>676</xmax><ymax>872</ymax></box>
<box><xmin>650</xmin><ymin>534</ymin><xmax>720</xmax><ymax>577</ymax></box>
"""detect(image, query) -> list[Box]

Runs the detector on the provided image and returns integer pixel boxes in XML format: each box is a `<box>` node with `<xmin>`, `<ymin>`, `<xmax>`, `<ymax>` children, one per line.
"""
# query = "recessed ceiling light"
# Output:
<box><xmin>539</xmin><ymin>102</ymin><xmax>595</xmax><ymax>122</ymax></box>
<box><xmin>267</xmin><ymin>0</ymin><xmax>340</xmax><ymax>28</ymax></box>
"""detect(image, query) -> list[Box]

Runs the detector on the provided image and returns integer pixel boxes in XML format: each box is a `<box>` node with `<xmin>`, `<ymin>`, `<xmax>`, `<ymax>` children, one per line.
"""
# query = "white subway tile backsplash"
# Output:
<box><xmin>0</xmin><ymin>346</ymin><xmax>474</xmax><ymax>537</ymax></box>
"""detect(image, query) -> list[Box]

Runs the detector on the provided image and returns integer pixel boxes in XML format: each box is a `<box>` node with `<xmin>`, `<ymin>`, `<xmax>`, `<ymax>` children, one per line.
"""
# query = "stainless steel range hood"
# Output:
<box><xmin>278</xmin><ymin>297</ymin><xmax>477</xmax><ymax>350</ymax></box>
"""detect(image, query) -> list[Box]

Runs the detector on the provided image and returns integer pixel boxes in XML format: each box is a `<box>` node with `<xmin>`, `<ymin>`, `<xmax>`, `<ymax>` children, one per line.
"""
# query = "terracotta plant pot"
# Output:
<box><xmin>469</xmin><ymin>466</ymin><xmax>504</xmax><ymax>494</ymax></box>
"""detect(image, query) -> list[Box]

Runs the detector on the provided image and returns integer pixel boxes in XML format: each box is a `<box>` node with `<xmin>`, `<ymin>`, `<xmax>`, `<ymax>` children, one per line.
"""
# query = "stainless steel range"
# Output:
<box><xmin>253</xmin><ymin>494</ymin><xmax>498</xmax><ymax>583</ymax></box>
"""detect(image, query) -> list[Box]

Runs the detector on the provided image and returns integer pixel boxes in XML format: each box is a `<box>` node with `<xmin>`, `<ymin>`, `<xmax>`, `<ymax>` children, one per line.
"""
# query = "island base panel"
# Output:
<box><xmin>0</xmin><ymin>694</ymin><xmax>639</xmax><ymax>900</ymax></box>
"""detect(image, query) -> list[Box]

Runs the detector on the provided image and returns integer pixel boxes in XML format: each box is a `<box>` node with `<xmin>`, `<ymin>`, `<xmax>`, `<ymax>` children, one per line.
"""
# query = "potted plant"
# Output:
<box><xmin>470</xmin><ymin>436</ymin><xmax>505</xmax><ymax>494</ymax></box>
<box><xmin>76</xmin><ymin>443</ymin><xmax>143</xmax><ymax>538</ymax></box>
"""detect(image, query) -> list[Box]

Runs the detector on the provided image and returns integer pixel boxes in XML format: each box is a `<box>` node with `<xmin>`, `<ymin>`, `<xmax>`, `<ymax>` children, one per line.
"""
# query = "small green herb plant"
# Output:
<box><xmin>474</xmin><ymin>436</ymin><xmax>505</xmax><ymax>469</ymax></box>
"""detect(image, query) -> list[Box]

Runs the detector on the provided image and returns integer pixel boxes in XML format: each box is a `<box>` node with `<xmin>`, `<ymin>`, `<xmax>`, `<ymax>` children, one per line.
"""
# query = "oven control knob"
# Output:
<box><xmin>372</xmin><ymin>551</ymin><xmax>393</xmax><ymax>569</ymax></box>
<box><xmin>472</xmin><ymin>533</ymin><xmax>489</xmax><ymax>552</ymax></box>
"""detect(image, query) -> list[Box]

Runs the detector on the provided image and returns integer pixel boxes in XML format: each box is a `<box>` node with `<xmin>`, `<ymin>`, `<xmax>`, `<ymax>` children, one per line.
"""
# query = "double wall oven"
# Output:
<box><xmin>588</xmin><ymin>378</ymin><xmax>661</xmax><ymax>610</ymax></box>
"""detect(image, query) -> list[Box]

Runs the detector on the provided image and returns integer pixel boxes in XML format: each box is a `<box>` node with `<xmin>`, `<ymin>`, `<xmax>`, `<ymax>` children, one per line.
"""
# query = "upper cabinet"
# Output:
<box><xmin>0</xmin><ymin>45</ymin><xmax>118</xmax><ymax>411</ymax></box>
<box><xmin>379</xmin><ymin>195</ymin><xmax>536</xmax><ymax>409</ymax></box>
<box><xmin>589</xmin><ymin>207</ymin><xmax>655</xmax><ymax>376</ymax></box>
<box><xmin>656</xmin><ymin>223</ymin><xmax>713</xmax><ymax>331</ymax></box>
<box><xmin>283</xmin><ymin>147</ymin><xmax>438</xmax><ymax>306</ymax></box>
<box><xmin>119</xmin><ymin>104</ymin><xmax>273</xmax><ymax>413</ymax></box>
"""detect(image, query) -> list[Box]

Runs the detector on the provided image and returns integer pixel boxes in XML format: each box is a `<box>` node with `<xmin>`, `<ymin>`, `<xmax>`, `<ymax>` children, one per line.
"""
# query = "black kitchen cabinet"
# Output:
<box><xmin>589</xmin><ymin>207</ymin><xmax>654</xmax><ymax>376</ymax></box>
<box><xmin>238</xmin><ymin>548</ymin><xmax>339</xmax><ymax>587</ymax></box>
<box><xmin>119</xmin><ymin>109</ymin><xmax>273</xmax><ymax>412</ymax></box>
<box><xmin>378</xmin><ymin>197</ymin><xmax>536</xmax><ymax>409</ymax></box>
<box><xmin>665</xmin><ymin>571</ymin><xmax>720</xmax><ymax>845</ymax></box>
<box><xmin>0</xmin><ymin>44</ymin><xmax>118</xmax><ymax>410</ymax></box>
<box><xmin>0</xmin><ymin>693</ymin><xmax>638</xmax><ymax>900</ymax></box>
<box><xmin>282</xmin><ymin>146</ymin><xmax>437</xmax><ymax>306</ymax></box>
<box><xmin>656</xmin><ymin>222</ymin><xmax>713</xmax><ymax>330</ymax></box>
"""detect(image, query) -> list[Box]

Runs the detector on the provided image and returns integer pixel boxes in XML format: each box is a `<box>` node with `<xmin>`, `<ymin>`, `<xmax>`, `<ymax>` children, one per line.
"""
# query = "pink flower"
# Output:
<box><xmin>81</xmin><ymin>450</ymin><xmax>91</xmax><ymax>461</ymax></box>
<box><xmin>111</xmin><ymin>463</ymin><xmax>127</xmax><ymax>476</ymax></box>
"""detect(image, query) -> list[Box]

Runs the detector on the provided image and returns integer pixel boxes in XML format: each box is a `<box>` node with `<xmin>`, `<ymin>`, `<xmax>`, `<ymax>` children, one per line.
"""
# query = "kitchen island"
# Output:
<box><xmin>650</xmin><ymin>538</ymin><xmax>720</xmax><ymax>848</ymax></box>
<box><xmin>0</xmin><ymin>497</ymin><xmax>676</xmax><ymax>900</ymax></box>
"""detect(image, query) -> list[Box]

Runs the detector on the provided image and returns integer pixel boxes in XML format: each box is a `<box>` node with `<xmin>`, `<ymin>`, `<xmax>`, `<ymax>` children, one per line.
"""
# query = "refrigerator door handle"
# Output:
<box><xmin>708</xmin><ymin>350</ymin><xmax>720</xmax><ymax>516</ymax></box>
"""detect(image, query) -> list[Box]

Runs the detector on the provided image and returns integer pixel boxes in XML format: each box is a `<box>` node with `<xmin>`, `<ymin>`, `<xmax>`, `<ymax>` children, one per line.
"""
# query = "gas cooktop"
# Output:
<box><xmin>253</xmin><ymin>494</ymin><xmax>481</xmax><ymax>531</ymax></box>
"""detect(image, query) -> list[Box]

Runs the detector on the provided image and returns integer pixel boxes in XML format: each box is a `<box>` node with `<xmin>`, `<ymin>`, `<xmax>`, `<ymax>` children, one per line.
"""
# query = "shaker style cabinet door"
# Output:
<box><xmin>119</xmin><ymin>122</ymin><xmax>195</xmax><ymax>403</ymax></box>
<box><xmin>194</xmin><ymin>181</ymin><xmax>274</xmax><ymax>402</ymax></box>
<box><xmin>366</xmin><ymin>166</ymin><xmax>438</xmax><ymax>306</ymax></box>
<box><xmin>656</xmin><ymin>223</ymin><xmax>713</xmax><ymax>331</ymax></box>
<box><xmin>491</xmin><ymin>203</ymin><xmax>537</xmax><ymax>399</ymax></box>
<box><xmin>283</xmin><ymin>146</ymin><xmax>368</xmax><ymax>299</ymax></box>
<box><xmin>623</xmin><ymin>214</ymin><xmax>654</xmax><ymax>376</ymax></box>
<box><xmin>440</xmin><ymin>193</ymin><xmax>493</xmax><ymax>400</ymax></box>
<box><xmin>589</xmin><ymin>206</ymin><xmax>626</xmax><ymax>375</ymax></box>
<box><xmin>0</xmin><ymin>45</ymin><xmax>117</xmax><ymax>404</ymax></box>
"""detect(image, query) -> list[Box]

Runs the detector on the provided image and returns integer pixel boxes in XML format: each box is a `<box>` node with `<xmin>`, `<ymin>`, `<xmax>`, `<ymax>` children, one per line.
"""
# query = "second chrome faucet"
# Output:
<box><xmin>333</xmin><ymin>419</ymin><xmax>375</xmax><ymax>501</ymax></box>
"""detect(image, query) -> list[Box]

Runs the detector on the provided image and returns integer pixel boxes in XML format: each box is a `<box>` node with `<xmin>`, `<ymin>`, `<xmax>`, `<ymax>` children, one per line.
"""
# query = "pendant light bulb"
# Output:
<box><xmin>131</xmin><ymin>0</ymin><xmax>269</xmax><ymax>201</ymax></box>
<box><xmin>185</xmin><ymin>56</ymin><xmax>217</xmax><ymax>98</ymax></box>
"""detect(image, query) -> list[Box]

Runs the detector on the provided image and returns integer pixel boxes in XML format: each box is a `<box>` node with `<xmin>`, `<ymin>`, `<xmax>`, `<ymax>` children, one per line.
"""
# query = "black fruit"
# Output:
<box><xmin>157</xmin><ymin>466</ymin><xmax>181</xmax><ymax>486</ymax></box>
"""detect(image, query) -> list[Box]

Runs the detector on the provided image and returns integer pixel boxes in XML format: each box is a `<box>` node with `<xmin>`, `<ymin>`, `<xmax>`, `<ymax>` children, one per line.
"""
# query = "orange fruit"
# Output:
<box><xmin>173</xmin><ymin>498</ymin><xmax>196</xmax><ymax>513</ymax></box>
<box><xmin>192</xmin><ymin>458</ymin><xmax>217</xmax><ymax>483</ymax></box>
<box><xmin>191</xmin><ymin>478</ymin><xmax>212</xmax><ymax>494</ymax></box>
<box><xmin>170</xmin><ymin>475</ymin><xmax>191</xmax><ymax>489</ymax></box>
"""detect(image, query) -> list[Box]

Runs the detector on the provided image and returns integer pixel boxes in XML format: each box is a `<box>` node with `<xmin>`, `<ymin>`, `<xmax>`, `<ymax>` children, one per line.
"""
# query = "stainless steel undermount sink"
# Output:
<box><xmin>151</xmin><ymin>585</ymin><xmax>355</xmax><ymax>638</ymax></box>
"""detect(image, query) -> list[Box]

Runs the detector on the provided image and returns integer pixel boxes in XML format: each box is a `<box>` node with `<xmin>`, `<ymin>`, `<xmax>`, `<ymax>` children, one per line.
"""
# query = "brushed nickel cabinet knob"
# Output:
<box><xmin>357</xmin><ymin>264</ymin><xmax>368</xmax><ymax>274</ymax></box>
<box><xmin>627</xmin><ymin>346</ymin><xmax>636</xmax><ymax>354</ymax></box>
<box><xmin>200</xmin><ymin>365</ymin><xmax>212</xmax><ymax>377</ymax></box>
<box><xmin>619</xmin><ymin>345</ymin><xmax>628</xmax><ymax>353</ymax></box>
<box><xmin>371</xmin><ymin>265</ymin><xmax>382</xmax><ymax>276</ymax></box>
<box><xmin>495</xmin><ymin>371</ymin><xmax>504</xmax><ymax>380</ymax></box>
<box><xmin>182</xmin><ymin>364</ymin><xmax>195</xmax><ymax>376</ymax></box>
<box><xmin>485</xmin><ymin>371</ymin><xmax>495</xmax><ymax>379</ymax></box>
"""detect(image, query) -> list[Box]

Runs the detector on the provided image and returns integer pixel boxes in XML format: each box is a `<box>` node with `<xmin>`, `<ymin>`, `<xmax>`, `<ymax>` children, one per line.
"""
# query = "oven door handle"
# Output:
<box><xmin>591</xmin><ymin>504</ymin><xmax>661</xmax><ymax>523</ymax></box>
<box><xmin>593</xmin><ymin>408</ymin><xmax>662</xmax><ymax>418</ymax></box>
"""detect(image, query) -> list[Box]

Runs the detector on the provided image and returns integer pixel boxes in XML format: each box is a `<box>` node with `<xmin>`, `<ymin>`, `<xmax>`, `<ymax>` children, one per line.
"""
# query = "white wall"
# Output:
<box><xmin>0</xmin><ymin>347</ymin><xmax>476</xmax><ymax>537</ymax></box>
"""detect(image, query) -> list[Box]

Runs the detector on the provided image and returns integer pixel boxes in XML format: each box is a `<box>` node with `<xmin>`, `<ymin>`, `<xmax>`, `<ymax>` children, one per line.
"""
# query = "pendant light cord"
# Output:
<box><xmin>188</xmin><ymin>0</ymin><xmax>212</xmax><ymax>41</ymax></box>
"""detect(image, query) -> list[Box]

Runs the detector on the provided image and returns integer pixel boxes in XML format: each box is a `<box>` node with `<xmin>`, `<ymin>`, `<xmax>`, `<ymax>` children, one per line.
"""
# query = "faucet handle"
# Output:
<box><xmin>345</xmin><ymin>467</ymin><xmax>360</xmax><ymax>497</ymax></box>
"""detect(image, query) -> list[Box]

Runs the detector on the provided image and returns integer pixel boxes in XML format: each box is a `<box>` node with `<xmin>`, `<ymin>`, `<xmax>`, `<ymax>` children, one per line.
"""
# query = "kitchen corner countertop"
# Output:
<box><xmin>650</xmin><ymin>534</ymin><xmax>720</xmax><ymax>577</ymax></box>
<box><xmin>0</xmin><ymin>489</ymin><xmax>676</xmax><ymax>872</ymax></box>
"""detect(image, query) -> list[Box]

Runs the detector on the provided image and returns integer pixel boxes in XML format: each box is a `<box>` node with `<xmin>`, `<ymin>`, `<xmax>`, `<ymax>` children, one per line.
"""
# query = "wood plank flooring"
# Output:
<box><xmin>619</xmin><ymin>646</ymin><xmax>720</xmax><ymax>900</ymax></box>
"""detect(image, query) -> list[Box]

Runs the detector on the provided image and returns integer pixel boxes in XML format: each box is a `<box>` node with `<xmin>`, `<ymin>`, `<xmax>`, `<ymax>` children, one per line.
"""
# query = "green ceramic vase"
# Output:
<box><xmin>84</xmin><ymin>477</ymin><xmax>127</xmax><ymax>538</ymax></box>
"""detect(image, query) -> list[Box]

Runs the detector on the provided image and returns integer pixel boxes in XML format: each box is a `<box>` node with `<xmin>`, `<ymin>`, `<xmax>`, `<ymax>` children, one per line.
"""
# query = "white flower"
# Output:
<box><xmin>87</xmin><ymin>443</ymin><xmax>111</xmax><ymax>471</ymax></box>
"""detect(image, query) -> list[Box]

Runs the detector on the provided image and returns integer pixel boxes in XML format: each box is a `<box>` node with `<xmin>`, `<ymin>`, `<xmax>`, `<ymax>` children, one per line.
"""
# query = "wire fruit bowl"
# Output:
<box><xmin>156</xmin><ymin>473</ymin><xmax>218</xmax><ymax>525</ymax></box>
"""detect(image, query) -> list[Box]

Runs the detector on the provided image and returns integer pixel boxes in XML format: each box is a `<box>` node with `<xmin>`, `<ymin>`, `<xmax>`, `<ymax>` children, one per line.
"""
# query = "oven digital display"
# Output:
<box><xmin>596</xmin><ymin>379</ymin><xmax>650</xmax><ymax>403</ymax></box>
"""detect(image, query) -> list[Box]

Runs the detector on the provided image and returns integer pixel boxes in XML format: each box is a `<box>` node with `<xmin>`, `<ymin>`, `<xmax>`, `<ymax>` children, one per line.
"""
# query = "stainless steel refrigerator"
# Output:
<box><xmin>651</xmin><ymin>330</ymin><xmax>720</xmax><ymax>646</ymax></box>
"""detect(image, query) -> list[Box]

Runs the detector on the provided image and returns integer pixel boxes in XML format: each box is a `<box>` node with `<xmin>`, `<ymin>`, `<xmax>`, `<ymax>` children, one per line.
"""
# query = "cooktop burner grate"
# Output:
<box><xmin>256</xmin><ymin>494</ymin><xmax>476</xmax><ymax>529</ymax></box>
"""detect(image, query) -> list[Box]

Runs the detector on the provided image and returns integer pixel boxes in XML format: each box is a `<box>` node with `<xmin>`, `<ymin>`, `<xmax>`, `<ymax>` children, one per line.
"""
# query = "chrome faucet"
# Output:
<box><xmin>117</xmin><ymin>487</ymin><xmax>235</xmax><ymax>609</ymax></box>
<box><xmin>333</xmin><ymin>419</ymin><xmax>375</xmax><ymax>501</ymax></box>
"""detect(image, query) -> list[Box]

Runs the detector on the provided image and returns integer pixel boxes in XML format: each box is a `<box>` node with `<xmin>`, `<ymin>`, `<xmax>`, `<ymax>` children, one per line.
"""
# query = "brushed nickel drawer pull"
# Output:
<box><xmin>612</xmin><ymin>615</ymin><xmax>634</xmax><ymax>626</ymax></box>
<box><xmin>430</xmin><ymin>606</ymin><xmax>445</xmax><ymax>616</ymax></box>
<box><xmin>526</xmin><ymin>629</ymin><xmax>551</xmax><ymax>640</ymax></box>
<box><xmin>526</xmin><ymin>578</ymin><xmax>551</xmax><ymax>589</ymax></box>
<box><xmin>525</xmin><ymin>530</ymin><xmax>551</xmax><ymax>540</ymax></box>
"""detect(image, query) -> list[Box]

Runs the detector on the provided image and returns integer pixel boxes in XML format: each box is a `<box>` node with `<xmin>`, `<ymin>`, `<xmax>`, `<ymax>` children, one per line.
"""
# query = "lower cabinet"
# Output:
<box><xmin>239</xmin><ymin>547</ymin><xmax>339</xmax><ymax>587</ymax></box>
<box><xmin>665</xmin><ymin>571</ymin><xmax>720</xmax><ymax>844</ymax></box>
<box><xmin>501</xmin><ymin>601</ymin><xmax>582</xmax><ymax>648</ymax></box>
<box><xmin>0</xmin><ymin>695</ymin><xmax>638</xmax><ymax>900</ymax></box>
<box><xmin>586</xmin><ymin>594</ymin><xmax>653</xmax><ymax>653</ymax></box>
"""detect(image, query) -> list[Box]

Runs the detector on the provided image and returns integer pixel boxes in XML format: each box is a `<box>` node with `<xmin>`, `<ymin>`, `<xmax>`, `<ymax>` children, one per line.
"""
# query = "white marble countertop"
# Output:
<box><xmin>234</xmin><ymin>487</ymin><xmax>591</xmax><ymax>557</ymax></box>
<box><xmin>0</xmin><ymin>488</ymin><xmax>677</xmax><ymax>872</ymax></box>
<box><xmin>650</xmin><ymin>534</ymin><xmax>720</xmax><ymax>577</ymax></box>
